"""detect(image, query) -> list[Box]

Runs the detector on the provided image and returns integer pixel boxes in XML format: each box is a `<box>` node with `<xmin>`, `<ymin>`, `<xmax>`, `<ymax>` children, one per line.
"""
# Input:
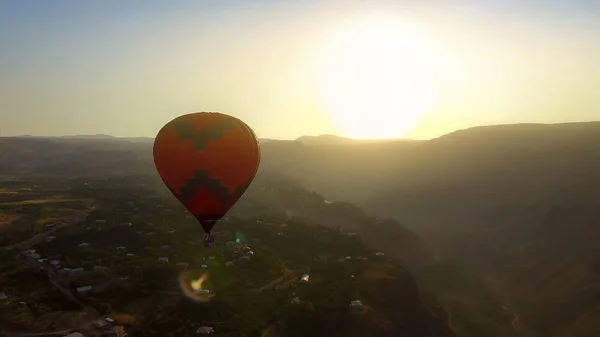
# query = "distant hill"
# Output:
<box><xmin>295</xmin><ymin>134</ymin><xmax>419</xmax><ymax>146</ymax></box>
<box><xmin>15</xmin><ymin>134</ymin><xmax>154</xmax><ymax>143</ymax></box>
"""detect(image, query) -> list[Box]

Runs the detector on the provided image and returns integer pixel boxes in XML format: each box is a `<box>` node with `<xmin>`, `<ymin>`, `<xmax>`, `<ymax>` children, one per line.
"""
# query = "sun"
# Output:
<box><xmin>318</xmin><ymin>19</ymin><xmax>440</xmax><ymax>139</ymax></box>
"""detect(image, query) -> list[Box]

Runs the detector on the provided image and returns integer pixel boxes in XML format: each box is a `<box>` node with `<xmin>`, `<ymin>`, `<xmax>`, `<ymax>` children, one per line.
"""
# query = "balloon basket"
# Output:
<box><xmin>204</xmin><ymin>234</ymin><xmax>215</xmax><ymax>248</ymax></box>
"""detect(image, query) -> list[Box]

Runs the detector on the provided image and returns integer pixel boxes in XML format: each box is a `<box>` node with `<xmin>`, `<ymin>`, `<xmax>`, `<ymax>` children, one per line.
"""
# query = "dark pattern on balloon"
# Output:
<box><xmin>171</xmin><ymin>117</ymin><xmax>239</xmax><ymax>151</ymax></box>
<box><xmin>178</xmin><ymin>169</ymin><xmax>253</xmax><ymax>205</ymax></box>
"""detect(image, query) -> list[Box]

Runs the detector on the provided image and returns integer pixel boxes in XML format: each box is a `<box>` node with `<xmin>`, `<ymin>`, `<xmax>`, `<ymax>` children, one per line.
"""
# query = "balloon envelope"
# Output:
<box><xmin>153</xmin><ymin>112</ymin><xmax>261</xmax><ymax>233</ymax></box>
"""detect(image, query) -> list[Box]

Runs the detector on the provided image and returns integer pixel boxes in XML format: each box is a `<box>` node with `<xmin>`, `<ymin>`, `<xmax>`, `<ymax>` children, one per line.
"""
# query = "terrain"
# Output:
<box><xmin>264</xmin><ymin>121</ymin><xmax>600</xmax><ymax>337</ymax></box>
<box><xmin>0</xmin><ymin>175</ymin><xmax>454</xmax><ymax>337</ymax></box>
<box><xmin>3</xmin><ymin>120</ymin><xmax>598</xmax><ymax>336</ymax></box>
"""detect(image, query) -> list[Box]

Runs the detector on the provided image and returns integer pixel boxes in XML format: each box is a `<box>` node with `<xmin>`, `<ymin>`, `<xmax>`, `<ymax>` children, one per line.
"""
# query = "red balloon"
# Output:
<box><xmin>153</xmin><ymin>112</ymin><xmax>261</xmax><ymax>233</ymax></box>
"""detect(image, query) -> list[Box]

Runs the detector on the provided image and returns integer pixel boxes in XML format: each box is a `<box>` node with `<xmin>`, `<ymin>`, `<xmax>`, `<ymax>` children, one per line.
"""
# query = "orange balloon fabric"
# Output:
<box><xmin>153</xmin><ymin>112</ymin><xmax>261</xmax><ymax>233</ymax></box>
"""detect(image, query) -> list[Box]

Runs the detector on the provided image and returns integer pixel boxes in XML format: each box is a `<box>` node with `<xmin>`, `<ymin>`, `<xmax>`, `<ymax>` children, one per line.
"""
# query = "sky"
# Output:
<box><xmin>1</xmin><ymin>0</ymin><xmax>599</xmax><ymax>139</ymax></box>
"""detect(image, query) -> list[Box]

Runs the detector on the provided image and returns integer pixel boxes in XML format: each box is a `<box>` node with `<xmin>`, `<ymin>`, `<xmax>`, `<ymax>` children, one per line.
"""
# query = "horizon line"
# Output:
<box><xmin>3</xmin><ymin>120</ymin><xmax>600</xmax><ymax>141</ymax></box>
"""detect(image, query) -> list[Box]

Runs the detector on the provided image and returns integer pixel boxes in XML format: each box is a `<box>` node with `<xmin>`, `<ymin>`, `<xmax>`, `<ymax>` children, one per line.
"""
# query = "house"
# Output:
<box><xmin>64</xmin><ymin>333</ymin><xmax>85</xmax><ymax>337</ymax></box>
<box><xmin>78</xmin><ymin>242</ymin><xmax>89</xmax><ymax>247</ymax></box>
<box><xmin>105</xmin><ymin>317</ymin><xmax>116</xmax><ymax>323</ymax></box>
<box><xmin>375</xmin><ymin>252</ymin><xmax>385</xmax><ymax>256</ymax></box>
<box><xmin>76</xmin><ymin>286</ymin><xmax>92</xmax><ymax>293</ymax></box>
<box><xmin>196</xmin><ymin>326</ymin><xmax>214</xmax><ymax>335</ymax></box>
<box><xmin>225</xmin><ymin>261</ymin><xmax>235</xmax><ymax>267</ymax></box>
<box><xmin>350</xmin><ymin>300</ymin><xmax>363</xmax><ymax>309</ymax></box>
<box><xmin>157</xmin><ymin>257</ymin><xmax>169</xmax><ymax>263</ymax></box>
<box><xmin>291</xmin><ymin>297</ymin><xmax>301</xmax><ymax>304</ymax></box>
<box><xmin>168</xmin><ymin>230</ymin><xmax>176</xmax><ymax>234</ymax></box>
<box><xmin>0</xmin><ymin>292</ymin><xmax>7</xmax><ymax>300</ymax></box>
<box><xmin>49</xmin><ymin>260</ymin><xmax>61</xmax><ymax>268</ymax></box>
<box><xmin>345</xmin><ymin>256</ymin><xmax>352</xmax><ymax>260</ymax></box>
<box><xmin>200</xmin><ymin>264</ymin><xmax>208</xmax><ymax>268</ymax></box>
<box><xmin>300</xmin><ymin>274</ymin><xmax>310</xmax><ymax>282</ymax></box>
<box><xmin>45</xmin><ymin>236</ymin><xmax>56</xmax><ymax>242</ymax></box>
<box><xmin>116</xmin><ymin>246</ymin><xmax>126</xmax><ymax>251</ymax></box>
<box><xmin>126</xmin><ymin>253</ymin><xmax>135</xmax><ymax>257</ymax></box>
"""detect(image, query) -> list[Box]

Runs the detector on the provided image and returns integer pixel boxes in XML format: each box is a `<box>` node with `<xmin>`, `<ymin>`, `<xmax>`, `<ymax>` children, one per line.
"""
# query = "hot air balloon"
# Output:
<box><xmin>153</xmin><ymin>112</ymin><xmax>261</xmax><ymax>246</ymax></box>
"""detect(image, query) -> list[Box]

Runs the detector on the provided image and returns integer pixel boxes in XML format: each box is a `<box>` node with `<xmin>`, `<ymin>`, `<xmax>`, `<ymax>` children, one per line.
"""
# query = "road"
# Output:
<box><xmin>252</xmin><ymin>270</ymin><xmax>299</xmax><ymax>292</ymax></box>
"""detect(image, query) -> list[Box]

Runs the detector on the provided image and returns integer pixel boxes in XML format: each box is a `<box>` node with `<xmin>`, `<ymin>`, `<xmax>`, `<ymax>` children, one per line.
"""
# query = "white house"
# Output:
<box><xmin>350</xmin><ymin>300</ymin><xmax>363</xmax><ymax>309</ymax></box>
<box><xmin>65</xmin><ymin>333</ymin><xmax>85</xmax><ymax>337</ymax></box>
<box><xmin>196</xmin><ymin>326</ymin><xmax>214</xmax><ymax>335</ymax></box>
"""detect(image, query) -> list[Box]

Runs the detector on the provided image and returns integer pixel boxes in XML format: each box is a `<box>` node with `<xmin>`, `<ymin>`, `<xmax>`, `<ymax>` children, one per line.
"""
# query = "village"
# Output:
<box><xmin>0</xmin><ymin>175</ymin><xmax>390</xmax><ymax>337</ymax></box>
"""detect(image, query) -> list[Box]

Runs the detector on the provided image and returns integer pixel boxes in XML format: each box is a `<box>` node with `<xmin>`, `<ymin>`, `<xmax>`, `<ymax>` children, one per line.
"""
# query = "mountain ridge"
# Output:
<box><xmin>8</xmin><ymin>120</ymin><xmax>599</xmax><ymax>143</ymax></box>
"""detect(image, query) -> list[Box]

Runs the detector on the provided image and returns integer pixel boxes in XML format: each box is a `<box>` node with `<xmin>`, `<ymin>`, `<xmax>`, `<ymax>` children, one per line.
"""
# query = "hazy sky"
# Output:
<box><xmin>1</xmin><ymin>0</ymin><xmax>599</xmax><ymax>139</ymax></box>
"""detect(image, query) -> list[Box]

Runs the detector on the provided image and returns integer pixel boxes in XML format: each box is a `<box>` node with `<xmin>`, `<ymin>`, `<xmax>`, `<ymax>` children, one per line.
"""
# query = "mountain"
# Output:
<box><xmin>261</xmin><ymin>121</ymin><xmax>600</xmax><ymax>337</ymax></box>
<box><xmin>257</xmin><ymin>121</ymin><xmax>600</xmax><ymax>337</ymax></box>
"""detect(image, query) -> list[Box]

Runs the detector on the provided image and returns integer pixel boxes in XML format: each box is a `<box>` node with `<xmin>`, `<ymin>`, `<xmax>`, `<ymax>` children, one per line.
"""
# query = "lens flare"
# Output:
<box><xmin>179</xmin><ymin>270</ymin><xmax>214</xmax><ymax>302</ymax></box>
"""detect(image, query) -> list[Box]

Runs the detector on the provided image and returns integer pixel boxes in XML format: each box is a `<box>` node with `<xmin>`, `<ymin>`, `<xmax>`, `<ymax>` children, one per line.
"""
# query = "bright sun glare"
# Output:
<box><xmin>319</xmin><ymin>19</ymin><xmax>441</xmax><ymax>139</ymax></box>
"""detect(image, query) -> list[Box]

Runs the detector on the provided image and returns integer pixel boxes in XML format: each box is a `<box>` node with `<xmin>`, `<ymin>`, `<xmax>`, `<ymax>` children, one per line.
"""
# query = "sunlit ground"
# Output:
<box><xmin>318</xmin><ymin>18</ymin><xmax>445</xmax><ymax>139</ymax></box>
